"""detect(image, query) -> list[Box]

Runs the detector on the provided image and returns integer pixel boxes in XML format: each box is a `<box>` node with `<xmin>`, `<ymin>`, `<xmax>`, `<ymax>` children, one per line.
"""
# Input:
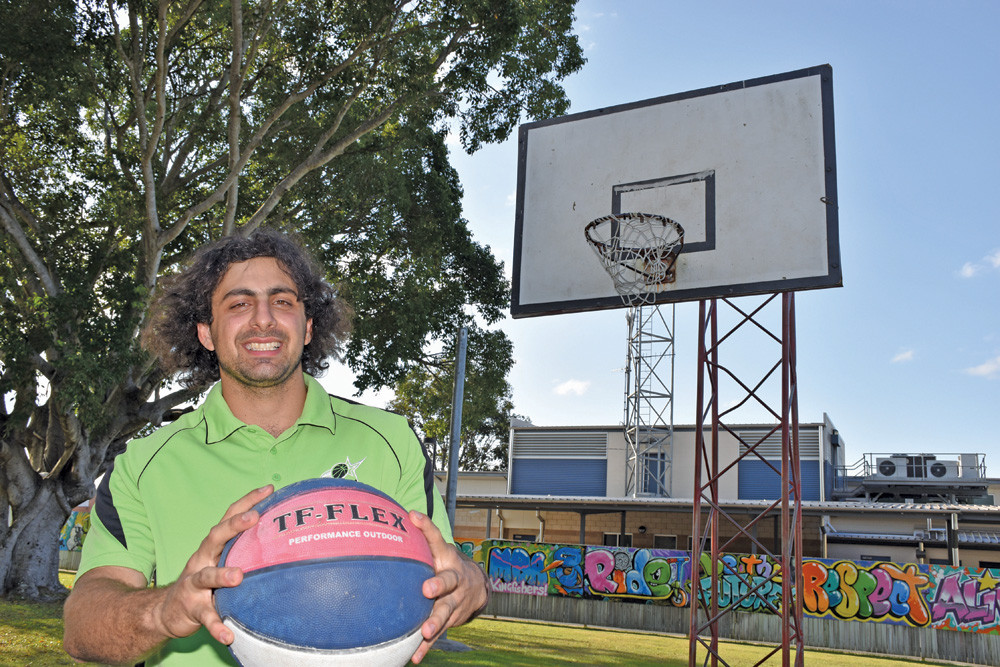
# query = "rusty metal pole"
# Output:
<box><xmin>780</xmin><ymin>296</ymin><xmax>792</xmax><ymax>666</ymax></box>
<box><xmin>689</xmin><ymin>299</ymin><xmax>708</xmax><ymax>667</ymax></box>
<box><xmin>781</xmin><ymin>292</ymin><xmax>804</xmax><ymax>666</ymax></box>
<box><xmin>708</xmin><ymin>299</ymin><xmax>720</xmax><ymax>667</ymax></box>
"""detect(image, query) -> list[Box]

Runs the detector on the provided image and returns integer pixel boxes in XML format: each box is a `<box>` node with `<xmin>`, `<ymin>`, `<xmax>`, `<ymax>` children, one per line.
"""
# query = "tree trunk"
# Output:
<box><xmin>1</xmin><ymin>481</ymin><xmax>71</xmax><ymax>601</ymax></box>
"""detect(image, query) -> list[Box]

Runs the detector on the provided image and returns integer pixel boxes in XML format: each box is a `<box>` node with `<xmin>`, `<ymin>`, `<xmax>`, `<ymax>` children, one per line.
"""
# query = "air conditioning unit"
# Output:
<box><xmin>959</xmin><ymin>453</ymin><xmax>981</xmax><ymax>479</ymax></box>
<box><xmin>926</xmin><ymin>460</ymin><xmax>960</xmax><ymax>480</ymax></box>
<box><xmin>875</xmin><ymin>457</ymin><xmax>909</xmax><ymax>479</ymax></box>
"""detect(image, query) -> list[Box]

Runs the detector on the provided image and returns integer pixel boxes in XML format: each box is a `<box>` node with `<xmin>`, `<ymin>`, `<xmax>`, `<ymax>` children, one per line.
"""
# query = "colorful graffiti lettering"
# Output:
<box><xmin>587</xmin><ymin>547</ymin><xmax>689</xmax><ymax>605</ymax></box>
<box><xmin>487</xmin><ymin>545</ymin><xmax>553</xmax><ymax>595</ymax></box>
<box><xmin>484</xmin><ymin>541</ymin><xmax>690</xmax><ymax>605</ymax></box>
<box><xmin>696</xmin><ymin>553</ymin><xmax>783</xmax><ymax>612</ymax></box>
<box><xmin>928</xmin><ymin>566</ymin><xmax>1000</xmax><ymax>632</ymax></box>
<box><xmin>800</xmin><ymin>560</ymin><xmax>931</xmax><ymax>626</ymax></box>
<box><xmin>548</xmin><ymin>546</ymin><xmax>586</xmax><ymax>596</ymax></box>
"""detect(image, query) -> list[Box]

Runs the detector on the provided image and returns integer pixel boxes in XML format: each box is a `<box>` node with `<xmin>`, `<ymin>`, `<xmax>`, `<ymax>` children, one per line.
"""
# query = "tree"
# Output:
<box><xmin>0</xmin><ymin>0</ymin><xmax>583</xmax><ymax>600</ymax></box>
<box><xmin>389</xmin><ymin>327</ymin><xmax>518</xmax><ymax>471</ymax></box>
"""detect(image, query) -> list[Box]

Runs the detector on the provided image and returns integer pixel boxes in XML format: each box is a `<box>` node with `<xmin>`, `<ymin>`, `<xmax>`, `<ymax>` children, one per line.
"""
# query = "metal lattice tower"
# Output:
<box><xmin>623</xmin><ymin>304</ymin><xmax>676</xmax><ymax>497</ymax></box>
<box><xmin>689</xmin><ymin>293</ymin><xmax>804</xmax><ymax>667</ymax></box>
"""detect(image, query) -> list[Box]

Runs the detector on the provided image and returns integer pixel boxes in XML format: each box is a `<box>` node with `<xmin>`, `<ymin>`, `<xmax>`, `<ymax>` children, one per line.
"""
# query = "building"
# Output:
<box><xmin>438</xmin><ymin>417</ymin><xmax>1000</xmax><ymax>569</ymax></box>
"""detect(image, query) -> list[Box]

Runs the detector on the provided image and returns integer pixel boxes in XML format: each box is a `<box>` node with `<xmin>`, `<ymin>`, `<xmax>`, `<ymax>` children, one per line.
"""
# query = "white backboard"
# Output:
<box><xmin>511</xmin><ymin>65</ymin><xmax>841</xmax><ymax>318</ymax></box>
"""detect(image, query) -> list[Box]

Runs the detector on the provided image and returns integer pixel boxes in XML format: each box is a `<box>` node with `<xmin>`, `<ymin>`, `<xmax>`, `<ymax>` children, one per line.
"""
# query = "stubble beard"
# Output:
<box><xmin>218</xmin><ymin>331</ymin><xmax>305</xmax><ymax>390</ymax></box>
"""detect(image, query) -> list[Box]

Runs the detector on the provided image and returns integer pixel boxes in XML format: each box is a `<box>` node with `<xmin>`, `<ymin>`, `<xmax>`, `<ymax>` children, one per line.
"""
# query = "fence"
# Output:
<box><xmin>466</xmin><ymin>539</ymin><xmax>1000</xmax><ymax>664</ymax></box>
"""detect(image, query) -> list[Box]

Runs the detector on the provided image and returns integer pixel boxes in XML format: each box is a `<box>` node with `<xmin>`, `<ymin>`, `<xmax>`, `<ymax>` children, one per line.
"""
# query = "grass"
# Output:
<box><xmin>0</xmin><ymin>573</ymin><xmax>964</xmax><ymax>666</ymax></box>
<box><xmin>428</xmin><ymin>618</ymin><xmax>957</xmax><ymax>666</ymax></box>
<box><xmin>0</xmin><ymin>574</ymin><xmax>77</xmax><ymax>666</ymax></box>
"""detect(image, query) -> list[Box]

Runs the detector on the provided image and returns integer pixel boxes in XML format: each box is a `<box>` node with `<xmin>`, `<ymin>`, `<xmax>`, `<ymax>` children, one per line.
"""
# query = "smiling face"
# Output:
<box><xmin>197</xmin><ymin>257</ymin><xmax>313</xmax><ymax>390</ymax></box>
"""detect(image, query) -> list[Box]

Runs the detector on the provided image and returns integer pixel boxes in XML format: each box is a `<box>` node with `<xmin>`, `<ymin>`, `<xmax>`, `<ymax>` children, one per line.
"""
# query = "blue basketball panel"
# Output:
<box><xmin>215</xmin><ymin>559</ymin><xmax>433</xmax><ymax>650</ymax></box>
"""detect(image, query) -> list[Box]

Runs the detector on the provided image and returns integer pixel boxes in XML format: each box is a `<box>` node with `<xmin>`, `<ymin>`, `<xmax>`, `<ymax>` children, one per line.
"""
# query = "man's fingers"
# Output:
<box><xmin>221</xmin><ymin>484</ymin><xmax>273</xmax><ymax>521</ymax></box>
<box><xmin>195</xmin><ymin>485</ymin><xmax>274</xmax><ymax>563</ymax></box>
<box><xmin>204</xmin><ymin>615</ymin><xmax>235</xmax><ymax>646</ymax></box>
<box><xmin>422</xmin><ymin>566</ymin><xmax>459</xmax><ymax>600</ymax></box>
<box><xmin>190</xmin><ymin>565</ymin><xmax>243</xmax><ymax>591</ymax></box>
<box><xmin>410</xmin><ymin>510</ymin><xmax>448</xmax><ymax>552</ymax></box>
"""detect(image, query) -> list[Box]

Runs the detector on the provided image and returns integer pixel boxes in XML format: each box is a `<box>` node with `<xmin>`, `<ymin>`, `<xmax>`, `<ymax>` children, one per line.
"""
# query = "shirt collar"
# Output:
<box><xmin>297</xmin><ymin>374</ymin><xmax>336</xmax><ymax>436</ymax></box>
<box><xmin>202</xmin><ymin>382</ymin><xmax>245</xmax><ymax>444</ymax></box>
<box><xmin>202</xmin><ymin>374</ymin><xmax>336</xmax><ymax>445</ymax></box>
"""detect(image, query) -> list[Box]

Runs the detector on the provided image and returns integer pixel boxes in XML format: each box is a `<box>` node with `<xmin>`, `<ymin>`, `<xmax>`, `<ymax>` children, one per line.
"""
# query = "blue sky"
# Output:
<box><xmin>327</xmin><ymin>1</ymin><xmax>1000</xmax><ymax>473</ymax></box>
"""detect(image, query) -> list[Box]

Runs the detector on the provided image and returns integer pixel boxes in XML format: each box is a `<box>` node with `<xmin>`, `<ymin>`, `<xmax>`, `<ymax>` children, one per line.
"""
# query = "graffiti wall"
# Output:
<box><xmin>478</xmin><ymin>539</ymin><xmax>1000</xmax><ymax>635</ymax></box>
<box><xmin>60</xmin><ymin>504</ymin><xmax>91</xmax><ymax>552</ymax></box>
<box><xmin>483</xmin><ymin>540</ymin><xmax>691</xmax><ymax>606</ymax></box>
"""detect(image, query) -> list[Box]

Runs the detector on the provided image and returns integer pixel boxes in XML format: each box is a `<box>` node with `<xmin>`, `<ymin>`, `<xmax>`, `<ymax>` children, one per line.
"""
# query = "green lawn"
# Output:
<box><xmin>430</xmin><ymin>618</ymin><xmax>954</xmax><ymax>667</ymax></box>
<box><xmin>0</xmin><ymin>573</ymin><xmax>959</xmax><ymax>666</ymax></box>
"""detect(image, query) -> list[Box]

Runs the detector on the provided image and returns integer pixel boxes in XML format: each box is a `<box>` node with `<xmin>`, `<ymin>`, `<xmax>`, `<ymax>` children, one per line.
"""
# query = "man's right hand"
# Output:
<box><xmin>63</xmin><ymin>484</ymin><xmax>274</xmax><ymax>664</ymax></box>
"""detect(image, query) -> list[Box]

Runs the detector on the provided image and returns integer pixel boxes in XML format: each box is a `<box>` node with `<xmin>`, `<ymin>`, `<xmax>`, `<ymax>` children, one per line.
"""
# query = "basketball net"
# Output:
<box><xmin>585</xmin><ymin>212</ymin><xmax>685</xmax><ymax>306</ymax></box>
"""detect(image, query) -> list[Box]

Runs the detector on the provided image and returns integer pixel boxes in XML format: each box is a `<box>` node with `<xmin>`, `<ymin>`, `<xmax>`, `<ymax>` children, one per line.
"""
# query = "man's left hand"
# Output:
<box><xmin>408</xmin><ymin>511</ymin><xmax>490</xmax><ymax>664</ymax></box>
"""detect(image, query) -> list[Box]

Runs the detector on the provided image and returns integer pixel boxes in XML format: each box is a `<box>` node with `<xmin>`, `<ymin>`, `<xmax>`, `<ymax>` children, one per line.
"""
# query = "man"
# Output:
<box><xmin>63</xmin><ymin>230</ymin><xmax>488</xmax><ymax>665</ymax></box>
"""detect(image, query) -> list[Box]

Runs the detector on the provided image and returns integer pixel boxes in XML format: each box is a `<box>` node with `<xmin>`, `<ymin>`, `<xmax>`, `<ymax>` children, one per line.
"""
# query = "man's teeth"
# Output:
<box><xmin>246</xmin><ymin>342</ymin><xmax>280</xmax><ymax>351</ymax></box>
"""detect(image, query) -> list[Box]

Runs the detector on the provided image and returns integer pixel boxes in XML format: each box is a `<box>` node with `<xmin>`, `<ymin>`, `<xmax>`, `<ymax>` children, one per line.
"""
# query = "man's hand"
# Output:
<box><xmin>154</xmin><ymin>484</ymin><xmax>274</xmax><ymax>644</ymax></box>
<box><xmin>408</xmin><ymin>511</ymin><xmax>490</xmax><ymax>664</ymax></box>
<box><xmin>64</xmin><ymin>484</ymin><xmax>274</xmax><ymax>664</ymax></box>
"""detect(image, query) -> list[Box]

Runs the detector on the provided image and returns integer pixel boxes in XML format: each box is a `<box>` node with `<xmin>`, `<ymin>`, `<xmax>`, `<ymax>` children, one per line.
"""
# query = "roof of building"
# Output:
<box><xmin>510</xmin><ymin>422</ymin><xmax>827</xmax><ymax>431</ymax></box>
<box><xmin>456</xmin><ymin>493</ymin><xmax>1000</xmax><ymax>518</ymax></box>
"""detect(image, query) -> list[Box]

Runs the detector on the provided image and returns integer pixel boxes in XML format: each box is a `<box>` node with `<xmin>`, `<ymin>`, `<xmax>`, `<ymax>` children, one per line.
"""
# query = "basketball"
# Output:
<box><xmin>214</xmin><ymin>478</ymin><xmax>435</xmax><ymax>666</ymax></box>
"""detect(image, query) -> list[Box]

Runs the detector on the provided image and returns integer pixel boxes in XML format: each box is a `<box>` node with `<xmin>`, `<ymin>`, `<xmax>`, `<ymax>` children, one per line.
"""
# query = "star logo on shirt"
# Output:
<box><xmin>321</xmin><ymin>456</ymin><xmax>366</xmax><ymax>480</ymax></box>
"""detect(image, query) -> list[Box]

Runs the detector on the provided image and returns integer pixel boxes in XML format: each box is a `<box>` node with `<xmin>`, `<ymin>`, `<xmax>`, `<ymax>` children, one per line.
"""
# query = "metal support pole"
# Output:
<box><xmin>689</xmin><ymin>293</ymin><xmax>804</xmax><ymax>666</ymax></box>
<box><xmin>445</xmin><ymin>327</ymin><xmax>468</xmax><ymax>530</ymax></box>
<box><xmin>948</xmin><ymin>512</ymin><xmax>960</xmax><ymax>566</ymax></box>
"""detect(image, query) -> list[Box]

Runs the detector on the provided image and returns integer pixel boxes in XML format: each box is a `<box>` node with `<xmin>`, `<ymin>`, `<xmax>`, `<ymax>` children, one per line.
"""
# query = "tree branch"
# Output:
<box><xmin>222</xmin><ymin>0</ymin><xmax>245</xmax><ymax>236</ymax></box>
<box><xmin>0</xmin><ymin>201</ymin><xmax>59</xmax><ymax>297</ymax></box>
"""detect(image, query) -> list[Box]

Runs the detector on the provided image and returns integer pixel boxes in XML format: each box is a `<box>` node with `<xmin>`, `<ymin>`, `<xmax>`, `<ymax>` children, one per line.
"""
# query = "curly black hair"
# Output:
<box><xmin>142</xmin><ymin>229</ymin><xmax>352</xmax><ymax>388</ymax></box>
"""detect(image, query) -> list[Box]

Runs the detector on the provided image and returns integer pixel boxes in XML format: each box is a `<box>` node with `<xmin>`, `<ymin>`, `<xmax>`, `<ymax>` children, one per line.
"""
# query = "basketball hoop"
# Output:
<box><xmin>585</xmin><ymin>212</ymin><xmax>685</xmax><ymax>306</ymax></box>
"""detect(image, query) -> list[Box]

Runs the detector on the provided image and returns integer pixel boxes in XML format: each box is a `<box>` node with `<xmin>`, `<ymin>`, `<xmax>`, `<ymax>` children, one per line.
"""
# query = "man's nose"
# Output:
<box><xmin>252</xmin><ymin>301</ymin><xmax>276</xmax><ymax>328</ymax></box>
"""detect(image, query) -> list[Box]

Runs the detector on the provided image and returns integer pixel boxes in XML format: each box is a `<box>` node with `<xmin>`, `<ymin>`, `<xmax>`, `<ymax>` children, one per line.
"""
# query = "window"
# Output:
<box><xmin>603</xmin><ymin>533</ymin><xmax>632</xmax><ymax>547</ymax></box>
<box><xmin>654</xmin><ymin>535</ymin><xmax>678</xmax><ymax>549</ymax></box>
<box><xmin>687</xmin><ymin>536</ymin><xmax>712</xmax><ymax>552</ymax></box>
<box><xmin>641</xmin><ymin>451</ymin><xmax>669</xmax><ymax>496</ymax></box>
<box><xmin>860</xmin><ymin>554</ymin><xmax>890</xmax><ymax>563</ymax></box>
<box><xmin>512</xmin><ymin>534</ymin><xmax>536</xmax><ymax>542</ymax></box>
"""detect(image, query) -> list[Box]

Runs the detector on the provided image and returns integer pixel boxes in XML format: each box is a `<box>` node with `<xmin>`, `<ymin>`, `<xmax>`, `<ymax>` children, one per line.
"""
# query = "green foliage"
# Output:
<box><xmin>389</xmin><ymin>327</ymin><xmax>518</xmax><ymax>471</ymax></box>
<box><xmin>0</xmin><ymin>0</ymin><xmax>582</xmax><ymax>598</ymax></box>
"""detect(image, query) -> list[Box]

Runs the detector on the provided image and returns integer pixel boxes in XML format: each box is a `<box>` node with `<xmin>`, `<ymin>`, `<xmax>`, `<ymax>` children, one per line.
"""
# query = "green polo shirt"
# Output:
<box><xmin>78</xmin><ymin>374</ymin><xmax>450</xmax><ymax>666</ymax></box>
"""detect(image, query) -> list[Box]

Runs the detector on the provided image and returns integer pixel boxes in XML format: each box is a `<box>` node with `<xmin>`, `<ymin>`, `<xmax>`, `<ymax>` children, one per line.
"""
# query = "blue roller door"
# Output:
<box><xmin>737</xmin><ymin>460</ymin><xmax>820</xmax><ymax>501</ymax></box>
<box><xmin>510</xmin><ymin>458</ymin><xmax>607</xmax><ymax>496</ymax></box>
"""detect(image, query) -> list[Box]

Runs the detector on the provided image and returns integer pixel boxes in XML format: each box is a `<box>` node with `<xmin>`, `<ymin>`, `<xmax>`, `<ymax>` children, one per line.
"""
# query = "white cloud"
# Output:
<box><xmin>891</xmin><ymin>349</ymin><xmax>915</xmax><ymax>363</ymax></box>
<box><xmin>959</xmin><ymin>249</ymin><xmax>1000</xmax><ymax>278</ymax></box>
<box><xmin>965</xmin><ymin>356</ymin><xmax>1000</xmax><ymax>379</ymax></box>
<box><xmin>505</xmin><ymin>191</ymin><xmax>516</xmax><ymax>207</ymax></box>
<box><xmin>554</xmin><ymin>379</ymin><xmax>590</xmax><ymax>396</ymax></box>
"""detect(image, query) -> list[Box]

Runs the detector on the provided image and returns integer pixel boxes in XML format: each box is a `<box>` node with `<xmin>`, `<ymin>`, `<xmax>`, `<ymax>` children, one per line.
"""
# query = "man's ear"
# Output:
<box><xmin>304</xmin><ymin>318</ymin><xmax>313</xmax><ymax>346</ymax></box>
<box><xmin>196</xmin><ymin>322</ymin><xmax>215</xmax><ymax>351</ymax></box>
